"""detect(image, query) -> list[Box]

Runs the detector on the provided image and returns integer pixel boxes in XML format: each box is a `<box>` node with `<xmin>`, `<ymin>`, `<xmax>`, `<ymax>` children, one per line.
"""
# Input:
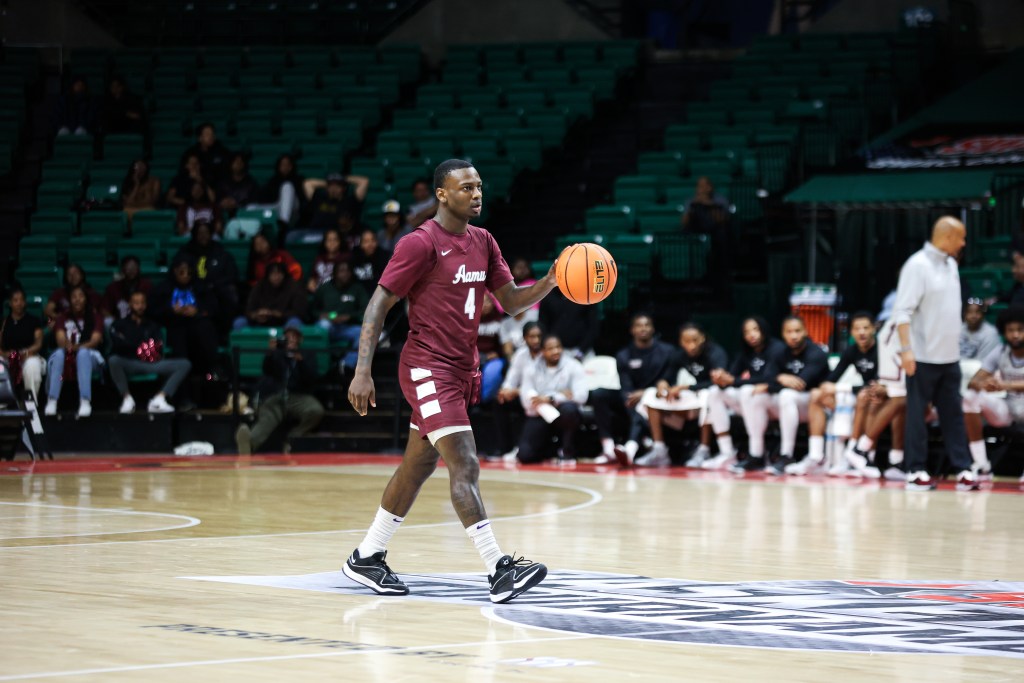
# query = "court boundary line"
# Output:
<box><xmin>0</xmin><ymin>502</ymin><xmax>201</xmax><ymax>539</ymax></box>
<box><xmin>0</xmin><ymin>475</ymin><xmax>601</xmax><ymax>551</ymax></box>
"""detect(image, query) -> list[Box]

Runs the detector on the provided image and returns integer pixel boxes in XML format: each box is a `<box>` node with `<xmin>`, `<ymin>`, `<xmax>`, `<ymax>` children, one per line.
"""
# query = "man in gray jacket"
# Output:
<box><xmin>893</xmin><ymin>216</ymin><xmax>978</xmax><ymax>491</ymax></box>
<box><xmin>516</xmin><ymin>335</ymin><xmax>589</xmax><ymax>463</ymax></box>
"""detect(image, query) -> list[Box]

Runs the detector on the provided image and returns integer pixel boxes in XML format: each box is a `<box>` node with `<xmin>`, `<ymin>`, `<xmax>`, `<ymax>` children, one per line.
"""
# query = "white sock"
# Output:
<box><xmin>968</xmin><ymin>440</ymin><xmax>989</xmax><ymax>469</ymax></box>
<box><xmin>624</xmin><ymin>440</ymin><xmax>639</xmax><ymax>460</ymax></box>
<box><xmin>601</xmin><ymin>438</ymin><xmax>615</xmax><ymax>457</ymax></box>
<box><xmin>889</xmin><ymin>449</ymin><xmax>904</xmax><ymax>466</ymax></box>
<box><xmin>357</xmin><ymin>506</ymin><xmax>404</xmax><ymax>558</ymax></box>
<box><xmin>466</xmin><ymin>519</ymin><xmax>505</xmax><ymax>573</ymax></box>
<box><xmin>716</xmin><ymin>435</ymin><xmax>734</xmax><ymax>455</ymax></box>
<box><xmin>808</xmin><ymin>435</ymin><xmax>825</xmax><ymax>462</ymax></box>
<box><xmin>856</xmin><ymin>435</ymin><xmax>874</xmax><ymax>453</ymax></box>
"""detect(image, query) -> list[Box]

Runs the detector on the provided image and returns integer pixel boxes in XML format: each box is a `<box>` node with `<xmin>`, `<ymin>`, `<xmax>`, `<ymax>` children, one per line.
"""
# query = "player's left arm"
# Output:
<box><xmin>492</xmin><ymin>262</ymin><xmax>557</xmax><ymax>316</ymax></box>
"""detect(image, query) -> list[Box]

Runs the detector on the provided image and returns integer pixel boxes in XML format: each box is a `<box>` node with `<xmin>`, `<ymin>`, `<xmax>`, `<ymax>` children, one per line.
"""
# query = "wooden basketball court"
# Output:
<box><xmin>2</xmin><ymin>454</ymin><xmax>1023</xmax><ymax>681</ymax></box>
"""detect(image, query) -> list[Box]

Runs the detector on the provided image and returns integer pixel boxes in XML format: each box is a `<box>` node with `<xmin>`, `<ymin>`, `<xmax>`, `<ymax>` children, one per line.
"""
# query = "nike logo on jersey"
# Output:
<box><xmin>441</xmin><ymin>249</ymin><xmax>452</xmax><ymax>256</ymax></box>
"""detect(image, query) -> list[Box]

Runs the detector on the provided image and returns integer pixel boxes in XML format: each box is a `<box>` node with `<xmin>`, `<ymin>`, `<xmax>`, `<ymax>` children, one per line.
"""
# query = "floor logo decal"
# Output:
<box><xmin>183</xmin><ymin>571</ymin><xmax>1024</xmax><ymax>658</ymax></box>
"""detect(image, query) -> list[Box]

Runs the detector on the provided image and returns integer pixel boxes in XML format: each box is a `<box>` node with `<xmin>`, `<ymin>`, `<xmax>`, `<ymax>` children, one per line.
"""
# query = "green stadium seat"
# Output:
<box><xmin>613</xmin><ymin>176</ymin><xmax>662</xmax><ymax>205</ymax></box>
<box><xmin>461</xmin><ymin>133</ymin><xmax>501</xmax><ymax>160</ymax></box>
<box><xmin>80</xmin><ymin>211</ymin><xmax>127</xmax><ymax>239</ymax></box>
<box><xmin>30</xmin><ymin>210</ymin><xmax>76</xmax><ymax>238</ymax></box>
<box><xmin>67</xmin><ymin>236</ymin><xmax>110</xmax><ymax>268</ymax></box>
<box><xmin>551</xmin><ymin>88</ymin><xmax>594</xmax><ymax>120</ymax></box>
<box><xmin>605</xmin><ymin>234</ymin><xmax>654</xmax><ymax>271</ymax></box>
<box><xmin>116</xmin><ymin>238</ymin><xmax>161</xmax><ymax>269</ymax></box>
<box><xmin>504</xmin><ymin>130</ymin><xmax>543</xmax><ymax>170</ymax></box>
<box><xmin>659</xmin><ymin>234</ymin><xmax>710</xmax><ymax>280</ymax></box>
<box><xmin>103</xmin><ymin>133</ymin><xmax>145</xmax><ymax>162</ymax></box>
<box><xmin>522</xmin><ymin>111</ymin><xmax>567</xmax><ymax>147</ymax></box>
<box><xmin>16</xmin><ymin>235</ymin><xmax>58</xmax><ymax>267</ymax></box>
<box><xmin>36</xmin><ymin>181</ymin><xmax>81</xmax><ymax>210</ymax></box>
<box><xmin>130</xmin><ymin>210</ymin><xmax>177</xmax><ymax>238</ymax></box>
<box><xmin>53</xmin><ymin>135</ymin><xmax>95</xmax><ymax>162</ymax></box>
<box><xmin>637</xmin><ymin>152</ymin><xmax>685</xmax><ymax>177</ymax></box>
<box><xmin>584</xmin><ymin>205</ymin><xmax>634</xmax><ymax>234</ymax></box>
<box><xmin>635</xmin><ymin>205</ymin><xmax>684</xmax><ymax>235</ymax></box>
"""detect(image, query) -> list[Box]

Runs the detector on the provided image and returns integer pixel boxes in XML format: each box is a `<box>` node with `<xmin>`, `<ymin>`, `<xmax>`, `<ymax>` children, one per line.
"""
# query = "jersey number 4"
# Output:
<box><xmin>464</xmin><ymin>287</ymin><xmax>476</xmax><ymax>320</ymax></box>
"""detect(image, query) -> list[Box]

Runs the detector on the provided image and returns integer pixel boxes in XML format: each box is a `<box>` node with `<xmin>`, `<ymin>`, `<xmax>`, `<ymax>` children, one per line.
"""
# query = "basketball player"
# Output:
<box><xmin>637</xmin><ymin>323</ymin><xmax>728</xmax><ymax>468</ymax></box>
<box><xmin>962</xmin><ymin>306</ymin><xmax>1024</xmax><ymax>480</ymax></box>
<box><xmin>344</xmin><ymin>160</ymin><xmax>556</xmax><ymax>604</ymax></box>
<box><xmin>737</xmin><ymin>316</ymin><xmax>828</xmax><ymax>475</ymax></box>
<box><xmin>786</xmin><ymin>311</ymin><xmax>878</xmax><ymax>475</ymax></box>
<box><xmin>821</xmin><ymin>316</ymin><xmax>908</xmax><ymax>479</ymax></box>
<box><xmin>703</xmin><ymin>316</ymin><xmax>784</xmax><ymax>470</ymax></box>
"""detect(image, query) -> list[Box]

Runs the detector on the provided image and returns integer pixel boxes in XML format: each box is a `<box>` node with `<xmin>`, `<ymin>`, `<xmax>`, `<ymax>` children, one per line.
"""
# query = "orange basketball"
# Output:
<box><xmin>555</xmin><ymin>242</ymin><xmax>618</xmax><ymax>304</ymax></box>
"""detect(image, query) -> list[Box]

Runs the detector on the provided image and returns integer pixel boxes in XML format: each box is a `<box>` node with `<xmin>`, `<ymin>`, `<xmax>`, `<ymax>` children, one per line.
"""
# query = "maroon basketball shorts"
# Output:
<box><xmin>398</xmin><ymin>360</ymin><xmax>478</xmax><ymax>443</ymax></box>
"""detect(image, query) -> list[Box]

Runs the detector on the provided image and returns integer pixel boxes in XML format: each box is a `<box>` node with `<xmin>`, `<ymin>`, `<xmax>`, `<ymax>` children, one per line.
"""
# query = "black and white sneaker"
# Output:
<box><xmin>342</xmin><ymin>549</ymin><xmax>409</xmax><ymax>595</ymax></box>
<box><xmin>766</xmin><ymin>455</ymin><xmax>794</xmax><ymax>476</ymax></box>
<box><xmin>488</xmin><ymin>554</ymin><xmax>547</xmax><ymax>604</ymax></box>
<box><xmin>729</xmin><ymin>455</ymin><xmax>765</xmax><ymax>474</ymax></box>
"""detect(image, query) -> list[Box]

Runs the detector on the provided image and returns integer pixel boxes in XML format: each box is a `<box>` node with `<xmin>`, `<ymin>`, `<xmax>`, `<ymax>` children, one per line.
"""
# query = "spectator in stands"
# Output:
<box><xmin>1000</xmin><ymin>257</ymin><xmax>1024</xmax><ymax>307</ymax></box>
<box><xmin>496</xmin><ymin>321</ymin><xmax>543</xmax><ymax>460</ymax></box>
<box><xmin>517</xmin><ymin>335</ymin><xmax>588</xmax><ymax>463</ymax></box>
<box><xmin>405</xmin><ymin>178</ymin><xmax>438</xmax><ymax>229</ymax></box>
<box><xmin>306</xmin><ymin>228</ymin><xmax>350</xmax><ymax>293</ymax></box>
<box><xmin>350</xmin><ymin>229</ymin><xmax>390</xmax><ymax>293</ymax></box>
<box><xmin>217</xmin><ymin>153</ymin><xmax>261</xmax><ymax>220</ymax></box>
<box><xmin>183</xmin><ymin>123</ymin><xmax>230</xmax><ymax>187</ymax></box>
<box><xmin>377</xmin><ymin>199</ymin><xmax>412</xmax><ymax>252</ymax></box>
<box><xmin>681</xmin><ymin>176</ymin><xmax>730</xmax><ymax>296</ymax></box>
<box><xmin>176</xmin><ymin>180</ymin><xmax>220</xmax><ymax>236</ymax></box>
<box><xmin>538</xmin><ymin>288</ymin><xmax>598</xmax><ymax>359</ymax></box>
<box><xmin>45</xmin><ymin>264</ymin><xmax>103</xmax><ymax>324</ymax></box>
<box><xmin>788</xmin><ymin>311</ymin><xmax>878</xmax><ymax>475</ymax></box>
<box><xmin>302</xmin><ymin>172</ymin><xmax>370</xmax><ymax>237</ymax></box>
<box><xmin>962</xmin><ymin>306</ymin><xmax>1024</xmax><ymax>482</ymax></box>
<box><xmin>149</xmin><ymin>258</ymin><xmax>221</xmax><ymax>375</ymax></box>
<box><xmin>120</xmin><ymin>159</ymin><xmax>161</xmax><ymax>226</ymax></box>
<box><xmin>246</xmin><ymin>230</ymin><xmax>302</xmax><ymax>287</ymax></box>
<box><xmin>174</xmin><ymin>220</ymin><xmax>239</xmax><ymax>329</ymax></box>
<box><xmin>166</xmin><ymin>154</ymin><xmax>212</xmax><ymax>209</ymax></box>
<box><xmin>1</xmin><ymin>287</ymin><xmax>45</xmax><ymax>402</ymax></box>
<box><xmin>100</xmin><ymin>76</ymin><xmax>145</xmax><ymax>136</ymax></box>
<box><xmin>235</xmin><ymin>323</ymin><xmax>325</xmax><ymax>455</ymax></box>
<box><xmin>704</xmin><ymin>316</ymin><xmax>784</xmax><ymax>471</ymax></box>
<box><xmin>337</xmin><ymin>208</ymin><xmax>369</xmax><ymax>251</ymax></box>
<box><xmin>960</xmin><ymin>299</ymin><xmax>1001</xmax><ymax>361</ymax></box>
<box><xmin>236</xmin><ymin>262</ymin><xmax>306</xmax><ymax>331</ymax></box>
<box><xmin>478</xmin><ymin>293</ymin><xmax>506</xmax><ymax>404</ymax></box>
<box><xmin>635</xmin><ymin>323</ymin><xmax>728</xmax><ymax>468</ymax></box>
<box><xmin>827</xmin><ymin>317</ymin><xmax>908</xmax><ymax>479</ymax></box>
<box><xmin>312</xmin><ymin>261</ymin><xmax>367</xmax><ymax>370</ymax></box>
<box><xmin>54</xmin><ymin>75</ymin><xmax>96</xmax><ymax>136</ymax></box>
<box><xmin>591</xmin><ymin>313</ymin><xmax>676</xmax><ymax>464</ymax></box>
<box><xmin>500</xmin><ymin>301</ymin><xmax>539</xmax><ymax>359</ymax></box>
<box><xmin>108</xmin><ymin>291</ymin><xmax>191</xmax><ymax>415</ymax></box>
<box><xmin>101</xmin><ymin>255</ymin><xmax>153</xmax><ymax>324</ymax></box>
<box><xmin>894</xmin><ymin>216</ymin><xmax>978</xmax><ymax>491</ymax></box>
<box><xmin>681</xmin><ymin>176</ymin><xmax>729</xmax><ymax>231</ymax></box>
<box><xmin>251</xmin><ymin>154</ymin><xmax>306</xmax><ymax>233</ymax></box>
<box><xmin>44</xmin><ymin>285</ymin><xmax>104</xmax><ymax>417</ymax></box>
<box><xmin>734</xmin><ymin>316</ymin><xmax>828</xmax><ymax>475</ymax></box>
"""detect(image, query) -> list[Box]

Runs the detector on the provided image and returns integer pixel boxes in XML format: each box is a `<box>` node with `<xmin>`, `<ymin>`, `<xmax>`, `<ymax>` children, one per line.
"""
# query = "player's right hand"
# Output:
<box><xmin>348</xmin><ymin>374</ymin><xmax>376</xmax><ymax>416</ymax></box>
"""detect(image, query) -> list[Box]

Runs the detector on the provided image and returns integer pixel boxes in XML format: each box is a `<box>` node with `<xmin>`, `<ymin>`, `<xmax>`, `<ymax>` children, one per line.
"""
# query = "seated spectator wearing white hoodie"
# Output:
<box><xmin>516</xmin><ymin>335</ymin><xmax>589</xmax><ymax>464</ymax></box>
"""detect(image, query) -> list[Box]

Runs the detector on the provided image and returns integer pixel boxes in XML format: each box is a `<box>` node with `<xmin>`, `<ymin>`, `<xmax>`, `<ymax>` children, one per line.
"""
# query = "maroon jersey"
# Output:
<box><xmin>379</xmin><ymin>219</ymin><xmax>514</xmax><ymax>374</ymax></box>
